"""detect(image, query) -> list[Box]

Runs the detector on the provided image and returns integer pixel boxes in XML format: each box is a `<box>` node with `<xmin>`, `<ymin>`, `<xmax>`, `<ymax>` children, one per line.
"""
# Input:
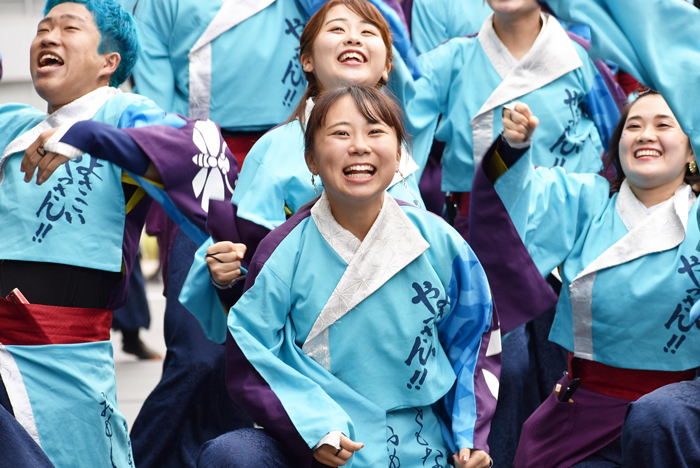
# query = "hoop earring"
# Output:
<box><xmin>690</xmin><ymin>161</ymin><xmax>698</xmax><ymax>174</ymax></box>
<box><xmin>311</xmin><ymin>174</ymin><xmax>318</xmax><ymax>194</ymax></box>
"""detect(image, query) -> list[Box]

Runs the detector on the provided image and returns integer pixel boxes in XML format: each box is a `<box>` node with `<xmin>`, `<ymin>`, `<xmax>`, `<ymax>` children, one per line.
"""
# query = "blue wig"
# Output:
<box><xmin>43</xmin><ymin>0</ymin><xmax>140</xmax><ymax>87</ymax></box>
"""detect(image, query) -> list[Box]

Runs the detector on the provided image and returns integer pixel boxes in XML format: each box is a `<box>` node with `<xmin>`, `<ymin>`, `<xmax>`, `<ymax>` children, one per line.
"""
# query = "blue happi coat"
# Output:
<box><xmin>127</xmin><ymin>0</ymin><xmax>419</xmax><ymax>128</ymax></box>
<box><xmin>225</xmin><ymin>191</ymin><xmax>499</xmax><ymax>466</ymax></box>
<box><xmin>180</xmin><ymin>104</ymin><xmax>426</xmax><ymax>343</ymax></box>
<box><xmin>0</xmin><ymin>88</ymin><xmax>177</xmax><ymax>468</ymax></box>
<box><xmin>391</xmin><ymin>13</ymin><xmax>620</xmax><ymax>191</ymax></box>
<box><xmin>127</xmin><ymin>0</ymin><xmax>308</xmax><ymax>128</ymax></box>
<box><xmin>410</xmin><ymin>0</ymin><xmax>492</xmax><ymax>54</ymax></box>
<box><xmin>540</xmin><ymin>0</ymin><xmax>700</xmax><ymax>326</ymax></box>
<box><xmin>493</xmin><ymin>145</ymin><xmax>700</xmax><ymax>371</ymax></box>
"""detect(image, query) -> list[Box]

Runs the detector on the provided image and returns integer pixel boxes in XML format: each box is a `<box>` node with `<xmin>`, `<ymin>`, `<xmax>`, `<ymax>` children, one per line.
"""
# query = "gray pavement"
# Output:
<box><xmin>111</xmin><ymin>277</ymin><xmax>168</xmax><ymax>430</ymax></box>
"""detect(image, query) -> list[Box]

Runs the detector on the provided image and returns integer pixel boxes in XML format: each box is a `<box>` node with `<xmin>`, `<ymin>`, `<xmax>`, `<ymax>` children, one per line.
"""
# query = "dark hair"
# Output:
<box><xmin>43</xmin><ymin>0</ymin><xmax>140</xmax><ymax>87</ymax></box>
<box><xmin>605</xmin><ymin>90</ymin><xmax>698</xmax><ymax>192</ymax></box>
<box><xmin>304</xmin><ymin>85</ymin><xmax>408</xmax><ymax>162</ymax></box>
<box><xmin>289</xmin><ymin>0</ymin><xmax>393</xmax><ymax>124</ymax></box>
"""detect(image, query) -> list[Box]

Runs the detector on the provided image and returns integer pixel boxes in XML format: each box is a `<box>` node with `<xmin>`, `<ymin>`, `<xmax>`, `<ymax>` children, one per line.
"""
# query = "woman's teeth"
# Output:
<box><xmin>339</xmin><ymin>52</ymin><xmax>365</xmax><ymax>63</ymax></box>
<box><xmin>344</xmin><ymin>164</ymin><xmax>376</xmax><ymax>178</ymax></box>
<box><xmin>635</xmin><ymin>149</ymin><xmax>661</xmax><ymax>158</ymax></box>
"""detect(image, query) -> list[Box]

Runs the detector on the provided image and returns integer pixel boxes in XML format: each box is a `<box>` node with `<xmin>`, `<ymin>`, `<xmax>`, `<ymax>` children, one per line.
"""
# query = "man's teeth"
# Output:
<box><xmin>635</xmin><ymin>149</ymin><xmax>661</xmax><ymax>158</ymax></box>
<box><xmin>339</xmin><ymin>52</ymin><xmax>365</xmax><ymax>63</ymax></box>
<box><xmin>39</xmin><ymin>54</ymin><xmax>63</xmax><ymax>68</ymax></box>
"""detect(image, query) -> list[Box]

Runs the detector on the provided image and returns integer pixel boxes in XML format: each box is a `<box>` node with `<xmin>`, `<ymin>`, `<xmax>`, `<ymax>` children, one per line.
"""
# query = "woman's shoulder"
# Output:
<box><xmin>397</xmin><ymin>201</ymin><xmax>465</xmax><ymax>250</ymax></box>
<box><xmin>248</xmin><ymin>120</ymin><xmax>305</xmax><ymax>164</ymax></box>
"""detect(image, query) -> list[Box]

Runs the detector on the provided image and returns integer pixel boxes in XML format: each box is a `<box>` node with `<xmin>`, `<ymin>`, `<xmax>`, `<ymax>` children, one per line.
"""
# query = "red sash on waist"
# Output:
<box><xmin>223</xmin><ymin>132</ymin><xmax>265</xmax><ymax>170</ymax></box>
<box><xmin>569</xmin><ymin>353</ymin><xmax>697</xmax><ymax>401</ymax></box>
<box><xmin>458</xmin><ymin>192</ymin><xmax>471</xmax><ymax>217</ymax></box>
<box><xmin>0</xmin><ymin>297</ymin><xmax>112</xmax><ymax>346</ymax></box>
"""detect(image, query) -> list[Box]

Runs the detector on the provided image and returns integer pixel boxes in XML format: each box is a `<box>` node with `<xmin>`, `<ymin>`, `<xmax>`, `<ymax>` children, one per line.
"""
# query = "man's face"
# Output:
<box><xmin>30</xmin><ymin>2</ymin><xmax>117</xmax><ymax>112</ymax></box>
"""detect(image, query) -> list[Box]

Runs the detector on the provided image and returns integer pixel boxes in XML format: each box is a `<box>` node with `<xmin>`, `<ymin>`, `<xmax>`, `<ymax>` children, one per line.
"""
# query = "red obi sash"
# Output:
<box><xmin>223</xmin><ymin>132</ymin><xmax>265</xmax><ymax>170</ymax></box>
<box><xmin>457</xmin><ymin>192</ymin><xmax>471</xmax><ymax>217</ymax></box>
<box><xmin>0</xmin><ymin>297</ymin><xmax>112</xmax><ymax>346</ymax></box>
<box><xmin>569</xmin><ymin>353</ymin><xmax>697</xmax><ymax>401</ymax></box>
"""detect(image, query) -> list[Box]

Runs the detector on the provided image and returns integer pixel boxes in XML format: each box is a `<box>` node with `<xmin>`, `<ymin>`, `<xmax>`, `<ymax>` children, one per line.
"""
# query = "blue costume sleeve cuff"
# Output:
<box><xmin>60</xmin><ymin>120</ymin><xmax>151</xmax><ymax>175</ymax></box>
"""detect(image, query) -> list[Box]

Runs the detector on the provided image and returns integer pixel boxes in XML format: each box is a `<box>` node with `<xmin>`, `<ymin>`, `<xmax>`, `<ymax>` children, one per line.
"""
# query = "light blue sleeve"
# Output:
<box><xmin>229</xmin><ymin>263</ymin><xmax>355</xmax><ymax>448</ymax></box>
<box><xmin>179</xmin><ymin>237</ymin><xmax>230</xmax><ymax>344</ymax></box>
<box><xmin>130</xmin><ymin>0</ymin><xmax>177</xmax><ymax>111</ymax></box>
<box><xmin>389</xmin><ymin>41</ymin><xmax>458</xmax><ymax>176</ymax></box>
<box><xmin>544</xmin><ymin>0</ymin><xmax>700</xmax><ymax>153</ymax></box>
<box><xmin>411</xmin><ymin>0</ymin><xmax>491</xmax><ymax>55</ymax></box>
<box><xmin>410</xmin><ymin>0</ymin><xmax>449</xmax><ymax>55</ymax></box>
<box><xmin>232</xmin><ymin>133</ymin><xmax>289</xmax><ymax>231</ymax></box>
<box><xmin>495</xmin><ymin>148</ymin><xmax>611</xmax><ymax>277</ymax></box>
<box><xmin>437</xmin><ymin>243</ymin><xmax>493</xmax><ymax>451</ymax></box>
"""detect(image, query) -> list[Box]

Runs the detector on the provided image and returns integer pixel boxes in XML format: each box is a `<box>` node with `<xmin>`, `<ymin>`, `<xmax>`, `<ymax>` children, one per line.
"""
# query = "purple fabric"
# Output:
<box><xmin>144</xmin><ymin>204</ymin><xmax>179</xmax><ymax>295</ymax></box>
<box><xmin>207</xmin><ymin>200</ymin><xmax>272</xmax><ymax>271</ymax></box>
<box><xmin>206</xmin><ymin>199</ymin><xmax>272</xmax><ymax>306</ymax></box>
<box><xmin>419</xmin><ymin>140</ymin><xmax>446</xmax><ymax>215</ymax></box>
<box><xmin>468</xmin><ymin>139</ymin><xmax>558</xmax><ymax>334</ymax></box>
<box><xmin>565</xmin><ymin>31</ymin><xmax>627</xmax><ymax>111</ymax></box>
<box><xmin>472</xmin><ymin>306</ymin><xmax>502</xmax><ymax>452</ymax></box>
<box><xmin>514</xmin><ymin>374</ymin><xmax>630</xmax><ymax>468</ymax></box>
<box><xmin>107</xmin><ymin>190</ymin><xmax>154</xmax><ymax>310</ymax></box>
<box><xmin>124</xmin><ymin>118</ymin><xmax>239</xmax><ymax>235</ymax></box>
<box><xmin>400</xmin><ymin>0</ymin><xmax>413</xmax><ymax>37</ymax></box>
<box><xmin>382</xmin><ymin>0</ymin><xmax>409</xmax><ymax>32</ymax></box>
<box><xmin>225</xmin><ymin>203</ymin><xmax>318</xmax><ymax>468</ymax></box>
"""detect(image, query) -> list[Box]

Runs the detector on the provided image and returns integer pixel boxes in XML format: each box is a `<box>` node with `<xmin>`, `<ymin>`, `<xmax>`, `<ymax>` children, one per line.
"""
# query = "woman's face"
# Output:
<box><xmin>619</xmin><ymin>94</ymin><xmax>695</xmax><ymax>193</ymax></box>
<box><xmin>307</xmin><ymin>95</ymin><xmax>400</xmax><ymax>208</ymax></box>
<box><xmin>301</xmin><ymin>5</ymin><xmax>390</xmax><ymax>91</ymax></box>
<box><xmin>486</xmin><ymin>0</ymin><xmax>540</xmax><ymax>17</ymax></box>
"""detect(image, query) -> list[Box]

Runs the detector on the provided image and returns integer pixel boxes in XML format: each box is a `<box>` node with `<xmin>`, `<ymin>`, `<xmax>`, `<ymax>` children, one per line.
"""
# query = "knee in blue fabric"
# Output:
<box><xmin>624</xmin><ymin>381</ymin><xmax>699</xmax><ymax>435</ymax></box>
<box><xmin>197</xmin><ymin>428</ymin><xmax>293</xmax><ymax>468</ymax></box>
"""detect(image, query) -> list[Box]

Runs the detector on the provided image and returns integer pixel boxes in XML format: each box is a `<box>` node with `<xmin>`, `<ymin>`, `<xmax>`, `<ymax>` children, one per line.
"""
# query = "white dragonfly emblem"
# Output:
<box><xmin>190</xmin><ymin>120</ymin><xmax>235</xmax><ymax>212</ymax></box>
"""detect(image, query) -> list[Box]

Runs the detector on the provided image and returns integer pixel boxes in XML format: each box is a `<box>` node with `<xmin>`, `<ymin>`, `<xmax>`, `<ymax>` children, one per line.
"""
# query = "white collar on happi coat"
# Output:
<box><xmin>188</xmin><ymin>0</ymin><xmax>276</xmax><ymax>119</ymax></box>
<box><xmin>303</xmin><ymin>191</ymin><xmax>430</xmax><ymax>370</ymax></box>
<box><xmin>569</xmin><ymin>180</ymin><xmax>696</xmax><ymax>360</ymax></box>
<box><xmin>0</xmin><ymin>86</ymin><xmax>120</xmax><ymax>186</ymax></box>
<box><xmin>470</xmin><ymin>13</ymin><xmax>583</xmax><ymax>167</ymax></box>
<box><xmin>303</xmin><ymin>97</ymin><xmax>420</xmax><ymax>187</ymax></box>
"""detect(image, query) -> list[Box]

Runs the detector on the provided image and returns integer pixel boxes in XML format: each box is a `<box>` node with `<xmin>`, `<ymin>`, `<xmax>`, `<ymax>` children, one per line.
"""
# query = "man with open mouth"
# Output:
<box><xmin>0</xmin><ymin>0</ymin><xmax>241</xmax><ymax>467</ymax></box>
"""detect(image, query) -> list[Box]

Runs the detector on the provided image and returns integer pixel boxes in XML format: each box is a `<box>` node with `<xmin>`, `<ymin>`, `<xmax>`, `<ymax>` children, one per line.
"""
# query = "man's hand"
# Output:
<box><xmin>453</xmin><ymin>448</ymin><xmax>492</xmax><ymax>468</ymax></box>
<box><xmin>206</xmin><ymin>242</ymin><xmax>247</xmax><ymax>287</ymax></box>
<box><xmin>21</xmin><ymin>127</ymin><xmax>68</xmax><ymax>185</ymax></box>
<box><xmin>313</xmin><ymin>434</ymin><xmax>363</xmax><ymax>467</ymax></box>
<box><xmin>502</xmin><ymin>102</ymin><xmax>539</xmax><ymax>146</ymax></box>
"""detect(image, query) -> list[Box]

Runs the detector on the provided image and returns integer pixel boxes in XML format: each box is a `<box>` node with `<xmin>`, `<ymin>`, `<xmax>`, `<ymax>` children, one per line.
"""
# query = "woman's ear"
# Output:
<box><xmin>395</xmin><ymin>146</ymin><xmax>401</xmax><ymax>172</ymax></box>
<box><xmin>381</xmin><ymin>62</ymin><xmax>392</xmax><ymax>84</ymax></box>
<box><xmin>305</xmin><ymin>151</ymin><xmax>318</xmax><ymax>175</ymax></box>
<box><xmin>301</xmin><ymin>52</ymin><xmax>315</xmax><ymax>74</ymax></box>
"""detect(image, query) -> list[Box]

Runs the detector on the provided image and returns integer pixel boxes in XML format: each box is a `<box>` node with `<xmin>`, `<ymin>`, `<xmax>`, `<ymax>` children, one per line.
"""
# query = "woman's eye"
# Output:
<box><xmin>369</xmin><ymin>129</ymin><xmax>385</xmax><ymax>135</ymax></box>
<box><xmin>331</xmin><ymin>27</ymin><xmax>344</xmax><ymax>32</ymax></box>
<box><xmin>334</xmin><ymin>131</ymin><xmax>349</xmax><ymax>136</ymax></box>
<box><xmin>626</xmin><ymin>124</ymin><xmax>641</xmax><ymax>130</ymax></box>
<box><xmin>362</xmin><ymin>29</ymin><xmax>377</xmax><ymax>35</ymax></box>
<box><xmin>657</xmin><ymin>123</ymin><xmax>670</xmax><ymax>128</ymax></box>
